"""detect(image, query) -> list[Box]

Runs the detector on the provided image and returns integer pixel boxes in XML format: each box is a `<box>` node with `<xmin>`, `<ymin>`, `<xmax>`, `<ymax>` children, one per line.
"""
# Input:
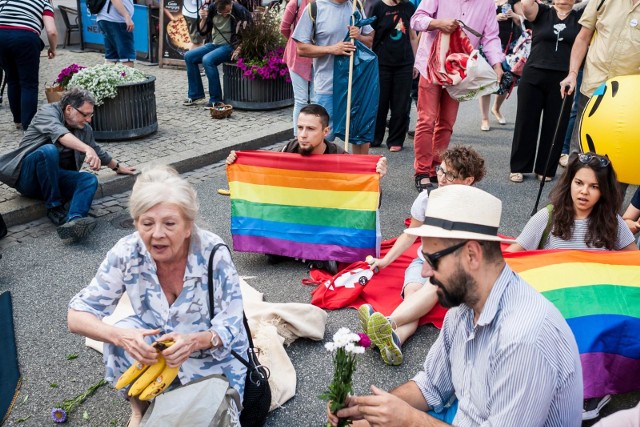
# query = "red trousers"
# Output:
<box><xmin>413</xmin><ymin>77</ymin><xmax>460</xmax><ymax>177</ymax></box>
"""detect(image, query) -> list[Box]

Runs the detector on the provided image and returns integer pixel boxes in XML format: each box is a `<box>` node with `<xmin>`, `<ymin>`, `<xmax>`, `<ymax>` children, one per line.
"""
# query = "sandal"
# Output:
<box><xmin>509</xmin><ymin>173</ymin><xmax>524</xmax><ymax>183</ymax></box>
<box><xmin>414</xmin><ymin>174</ymin><xmax>435</xmax><ymax>192</ymax></box>
<box><xmin>536</xmin><ymin>174</ymin><xmax>552</xmax><ymax>182</ymax></box>
<box><xmin>389</xmin><ymin>146</ymin><xmax>402</xmax><ymax>152</ymax></box>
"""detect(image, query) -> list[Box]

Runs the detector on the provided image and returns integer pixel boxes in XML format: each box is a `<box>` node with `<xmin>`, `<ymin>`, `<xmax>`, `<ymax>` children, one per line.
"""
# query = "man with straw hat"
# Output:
<box><xmin>328</xmin><ymin>185</ymin><xmax>583</xmax><ymax>426</ymax></box>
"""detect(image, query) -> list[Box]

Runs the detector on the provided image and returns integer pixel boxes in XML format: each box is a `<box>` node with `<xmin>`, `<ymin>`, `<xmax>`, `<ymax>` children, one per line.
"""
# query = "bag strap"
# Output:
<box><xmin>537</xmin><ymin>204</ymin><xmax>554</xmax><ymax>249</ymax></box>
<box><xmin>207</xmin><ymin>243</ymin><xmax>267</xmax><ymax>379</ymax></box>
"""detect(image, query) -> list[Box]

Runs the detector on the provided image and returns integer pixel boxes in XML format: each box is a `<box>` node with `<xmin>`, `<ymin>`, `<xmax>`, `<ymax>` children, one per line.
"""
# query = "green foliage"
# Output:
<box><xmin>237</xmin><ymin>8</ymin><xmax>286</xmax><ymax>62</ymax></box>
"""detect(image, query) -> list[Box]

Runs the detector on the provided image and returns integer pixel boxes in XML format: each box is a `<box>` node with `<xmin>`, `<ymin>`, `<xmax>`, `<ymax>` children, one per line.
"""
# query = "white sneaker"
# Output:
<box><xmin>559</xmin><ymin>154</ymin><xmax>569</xmax><ymax>167</ymax></box>
<box><xmin>582</xmin><ymin>395</ymin><xmax>612</xmax><ymax>421</ymax></box>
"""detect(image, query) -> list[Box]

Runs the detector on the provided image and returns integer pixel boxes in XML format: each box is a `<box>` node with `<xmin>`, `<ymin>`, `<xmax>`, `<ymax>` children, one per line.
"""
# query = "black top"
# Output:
<box><xmin>370</xmin><ymin>0</ymin><xmax>416</xmax><ymax>67</ymax></box>
<box><xmin>526</xmin><ymin>4</ymin><xmax>582</xmax><ymax>72</ymax></box>
<box><xmin>282</xmin><ymin>139</ymin><xmax>347</xmax><ymax>154</ymax></box>
<box><xmin>497</xmin><ymin>0</ymin><xmax>521</xmax><ymax>49</ymax></box>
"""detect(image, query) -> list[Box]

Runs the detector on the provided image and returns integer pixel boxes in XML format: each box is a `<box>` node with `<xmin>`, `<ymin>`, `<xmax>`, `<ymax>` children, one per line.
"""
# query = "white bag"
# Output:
<box><xmin>139</xmin><ymin>375</ymin><xmax>241</xmax><ymax>427</ymax></box>
<box><xmin>445</xmin><ymin>50</ymin><xmax>498</xmax><ymax>102</ymax></box>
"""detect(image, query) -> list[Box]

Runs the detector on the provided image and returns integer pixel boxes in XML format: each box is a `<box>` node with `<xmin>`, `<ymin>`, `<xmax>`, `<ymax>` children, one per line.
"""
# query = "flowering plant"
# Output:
<box><xmin>54</xmin><ymin>64</ymin><xmax>86</xmax><ymax>90</ymax></box>
<box><xmin>68</xmin><ymin>64</ymin><xmax>147</xmax><ymax>106</ymax></box>
<box><xmin>235</xmin><ymin>8</ymin><xmax>289</xmax><ymax>81</ymax></box>
<box><xmin>51</xmin><ymin>379</ymin><xmax>107</xmax><ymax>423</ymax></box>
<box><xmin>320</xmin><ymin>328</ymin><xmax>371</xmax><ymax>427</ymax></box>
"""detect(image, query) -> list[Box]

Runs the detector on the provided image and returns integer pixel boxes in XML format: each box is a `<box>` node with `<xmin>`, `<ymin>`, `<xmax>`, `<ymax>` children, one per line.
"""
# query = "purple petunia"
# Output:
<box><xmin>235</xmin><ymin>48</ymin><xmax>289</xmax><ymax>81</ymax></box>
<box><xmin>51</xmin><ymin>408</ymin><xmax>67</xmax><ymax>423</ymax></box>
<box><xmin>357</xmin><ymin>333</ymin><xmax>372</xmax><ymax>348</ymax></box>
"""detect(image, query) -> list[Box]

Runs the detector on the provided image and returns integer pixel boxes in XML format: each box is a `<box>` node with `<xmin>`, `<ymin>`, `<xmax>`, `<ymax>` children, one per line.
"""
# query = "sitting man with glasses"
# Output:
<box><xmin>0</xmin><ymin>88</ymin><xmax>135</xmax><ymax>241</ymax></box>
<box><xmin>359</xmin><ymin>145</ymin><xmax>485</xmax><ymax>366</ymax></box>
<box><xmin>330</xmin><ymin>185</ymin><xmax>583</xmax><ymax>426</ymax></box>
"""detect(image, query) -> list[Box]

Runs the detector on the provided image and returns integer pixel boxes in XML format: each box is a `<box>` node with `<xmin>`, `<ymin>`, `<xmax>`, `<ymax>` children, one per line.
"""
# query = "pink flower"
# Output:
<box><xmin>357</xmin><ymin>333</ymin><xmax>371</xmax><ymax>348</ymax></box>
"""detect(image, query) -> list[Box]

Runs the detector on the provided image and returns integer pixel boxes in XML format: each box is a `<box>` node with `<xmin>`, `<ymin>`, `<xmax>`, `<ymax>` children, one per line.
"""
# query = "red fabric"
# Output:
<box><xmin>426</xmin><ymin>27</ymin><xmax>473</xmax><ymax>86</ymax></box>
<box><xmin>308</xmin><ymin>261</ymin><xmax>373</xmax><ymax>310</ymax></box>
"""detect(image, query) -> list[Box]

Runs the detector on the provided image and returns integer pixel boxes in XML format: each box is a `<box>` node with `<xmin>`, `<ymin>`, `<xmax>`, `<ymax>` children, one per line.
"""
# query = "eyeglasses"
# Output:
<box><xmin>418</xmin><ymin>241</ymin><xmax>468</xmax><ymax>271</ymax></box>
<box><xmin>73</xmin><ymin>106</ymin><xmax>94</xmax><ymax>118</ymax></box>
<box><xmin>578</xmin><ymin>153</ymin><xmax>610</xmax><ymax>169</ymax></box>
<box><xmin>435</xmin><ymin>165</ymin><xmax>459</xmax><ymax>182</ymax></box>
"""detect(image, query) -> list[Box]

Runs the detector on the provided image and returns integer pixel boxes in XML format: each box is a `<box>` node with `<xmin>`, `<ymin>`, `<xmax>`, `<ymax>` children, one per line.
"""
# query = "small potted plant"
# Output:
<box><xmin>67</xmin><ymin>64</ymin><xmax>158</xmax><ymax>141</ymax></box>
<box><xmin>223</xmin><ymin>7</ymin><xmax>294</xmax><ymax>110</ymax></box>
<box><xmin>45</xmin><ymin>63</ymin><xmax>86</xmax><ymax>103</ymax></box>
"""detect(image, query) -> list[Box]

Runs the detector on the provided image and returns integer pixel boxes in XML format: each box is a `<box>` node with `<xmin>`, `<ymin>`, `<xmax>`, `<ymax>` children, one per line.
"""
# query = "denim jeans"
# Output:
<box><xmin>14</xmin><ymin>145</ymin><xmax>98</xmax><ymax>221</ymax></box>
<box><xmin>97</xmin><ymin>20</ymin><xmax>135</xmax><ymax>62</ymax></box>
<box><xmin>312</xmin><ymin>92</ymin><xmax>335</xmax><ymax>142</ymax></box>
<box><xmin>289</xmin><ymin>69</ymin><xmax>314</xmax><ymax>136</ymax></box>
<box><xmin>184</xmin><ymin>43</ymin><xmax>233</xmax><ymax>104</ymax></box>
<box><xmin>0</xmin><ymin>29</ymin><xmax>43</xmax><ymax>130</ymax></box>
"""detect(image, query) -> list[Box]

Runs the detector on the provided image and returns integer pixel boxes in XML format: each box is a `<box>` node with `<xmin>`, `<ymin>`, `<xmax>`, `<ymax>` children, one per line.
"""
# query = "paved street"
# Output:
<box><xmin>1</xmin><ymin>48</ymin><xmax>639</xmax><ymax>426</ymax></box>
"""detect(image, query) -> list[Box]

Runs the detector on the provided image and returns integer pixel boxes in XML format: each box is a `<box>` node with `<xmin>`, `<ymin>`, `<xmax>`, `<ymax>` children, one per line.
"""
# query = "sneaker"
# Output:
<box><xmin>559</xmin><ymin>154</ymin><xmax>569</xmax><ymax>167</ymax></box>
<box><xmin>583</xmin><ymin>395</ymin><xmax>611</xmax><ymax>421</ymax></box>
<box><xmin>46</xmin><ymin>206</ymin><xmax>67</xmax><ymax>226</ymax></box>
<box><xmin>182</xmin><ymin>97</ymin><xmax>203</xmax><ymax>106</ymax></box>
<box><xmin>357</xmin><ymin>304</ymin><xmax>375</xmax><ymax>337</ymax></box>
<box><xmin>57</xmin><ymin>217</ymin><xmax>97</xmax><ymax>241</ymax></box>
<box><xmin>368</xmin><ymin>312</ymin><xmax>403</xmax><ymax>365</ymax></box>
<box><xmin>408</xmin><ymin>129</ymin><xmax>415</xmax><ymax>137</ymax></box>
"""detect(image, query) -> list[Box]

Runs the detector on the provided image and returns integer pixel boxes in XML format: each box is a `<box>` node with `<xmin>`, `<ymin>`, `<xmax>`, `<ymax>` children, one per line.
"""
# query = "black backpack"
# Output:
<box><xmin>87</xmin><ymin>0</ymin><xmax>111</xmax><ymax>15</ymax></box>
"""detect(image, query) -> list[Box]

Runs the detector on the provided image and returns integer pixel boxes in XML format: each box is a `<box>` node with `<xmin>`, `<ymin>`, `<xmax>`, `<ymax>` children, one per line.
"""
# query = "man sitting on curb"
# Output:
<box><xmin>328</xmin><ymin>185</ymin><xmax>582</xmax><ymax>427</ymax></box>
<box><xmin>0</xmin><ymin>88</ymin><xmax>136</xmax><ymax>241</ymax></box>
<box><xmin>226</xmin><ymin>103</ymin><xmax>387</xmax><ymax>273</ymax></box>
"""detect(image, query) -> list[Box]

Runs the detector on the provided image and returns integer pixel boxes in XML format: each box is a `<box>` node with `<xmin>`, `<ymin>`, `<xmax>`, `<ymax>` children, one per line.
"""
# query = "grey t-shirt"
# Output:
<box><xmin>292</xmin><ymin>0</ymin><xmax>373</xmax><ymax>95</ymax></box>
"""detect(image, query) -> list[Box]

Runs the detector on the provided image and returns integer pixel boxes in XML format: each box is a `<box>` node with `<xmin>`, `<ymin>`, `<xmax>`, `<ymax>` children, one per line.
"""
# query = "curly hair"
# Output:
<box><xmin>441</xmin><ymin>145</ymin><xmax>486</xmax><ymax>183</ymax></box>
<box><xmin>549</xmin><ymin>152</ymin><xmax>621</xmax><ymax>250</ymax></box>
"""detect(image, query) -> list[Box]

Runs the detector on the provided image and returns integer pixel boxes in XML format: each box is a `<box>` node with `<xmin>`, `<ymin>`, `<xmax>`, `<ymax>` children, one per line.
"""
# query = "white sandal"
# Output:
<box><xmin>509</xmin><ymin>173</ymin><xmax>524</xmax><ymax>183</ymax></box>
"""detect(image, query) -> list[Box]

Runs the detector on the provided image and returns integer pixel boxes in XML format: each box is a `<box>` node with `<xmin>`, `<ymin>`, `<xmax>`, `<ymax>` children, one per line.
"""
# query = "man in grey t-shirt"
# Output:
<box><xmin>292</xmin><ymin>0</ymin><xmax>373</xmax><ymax>151</ymax></box>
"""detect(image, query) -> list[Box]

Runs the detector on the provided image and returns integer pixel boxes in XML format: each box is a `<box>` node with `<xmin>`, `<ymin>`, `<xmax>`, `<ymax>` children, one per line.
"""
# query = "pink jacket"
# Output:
<box><xmin>280</xmin><ymin>0</ymin><xmax>313</xmax><ymax>81</ymax></box>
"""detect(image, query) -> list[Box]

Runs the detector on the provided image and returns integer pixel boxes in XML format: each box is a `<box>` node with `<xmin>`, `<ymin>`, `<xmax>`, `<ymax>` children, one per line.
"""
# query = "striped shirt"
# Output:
<box><xmin>412</xmin><ymin>265</ymin><xmax>583</xmax><ymax>426</ymax></box>
<box><xmin>0</xmin><ymin>0</ymin><xmax>54</xmax><ymax>35</ymax></box>
<box><xmin>516</xmin><ymin>207</ymin><xmax>635</xmax><ymax>250</ymax></box>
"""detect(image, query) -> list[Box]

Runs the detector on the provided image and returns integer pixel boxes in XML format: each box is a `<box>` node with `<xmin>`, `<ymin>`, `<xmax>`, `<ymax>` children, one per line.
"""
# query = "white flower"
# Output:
<box><xmin>351</xmin><ymin>346</ymin><xmax>365</xmax><ymax>354</ymax></box>
<box><xmin>68</xmin><ymin>64</ymin><xmax>146</xmax><ymax>106</ymax></box>
<box><xmin>325</xmin><ymin>342</ymin><xmax>335</xmax><ymax>352</ymax></box>
<box><xmin>345</xmin><ymin>342</ymin><xmax>355</xmax><ymax>353</ymax></box>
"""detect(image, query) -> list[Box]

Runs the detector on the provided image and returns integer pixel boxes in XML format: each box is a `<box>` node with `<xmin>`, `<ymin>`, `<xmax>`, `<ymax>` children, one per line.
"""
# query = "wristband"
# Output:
<box><xmin>112</xmin><ymin>162</ymin><xmax>120</xmax><ymax>172</ymax></box>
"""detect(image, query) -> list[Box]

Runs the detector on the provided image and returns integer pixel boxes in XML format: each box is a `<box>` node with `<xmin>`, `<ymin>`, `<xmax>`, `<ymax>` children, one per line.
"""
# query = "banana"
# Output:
<box><xmin>115</xmin><ymin>361</ymin><xmax>149</xmax><ymax>390</ymax></box>
<box><xmin>128</xmin><ymin>356</ymin><xmax>166</xmax><ymax>397</ymax></box>
<box><xmin>138</xmin><ymin>364</ymin><xmax>180</xmax><ymax>401</ymax></box>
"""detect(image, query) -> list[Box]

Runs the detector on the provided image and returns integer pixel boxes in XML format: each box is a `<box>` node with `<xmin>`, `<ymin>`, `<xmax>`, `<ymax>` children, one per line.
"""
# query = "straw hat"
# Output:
<box><xmin>405</xmin><ymin>185</ymin><xmax>517</xmax><ymax>244</ymax></box>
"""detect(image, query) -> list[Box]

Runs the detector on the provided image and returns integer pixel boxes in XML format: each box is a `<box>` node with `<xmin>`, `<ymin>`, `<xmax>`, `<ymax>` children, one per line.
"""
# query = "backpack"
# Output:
<box><xmin>87</xmin><ymin>0</ymin><xmax>111</xmax><ymax>15</ymax></box>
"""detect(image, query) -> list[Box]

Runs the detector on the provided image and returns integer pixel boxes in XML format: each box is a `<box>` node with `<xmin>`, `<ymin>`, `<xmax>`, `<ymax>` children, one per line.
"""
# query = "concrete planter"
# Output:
<box><xmin>92</xmin><ymin>76</ymin><xmax>158</xmax><ymax>141</ymax></box>
<box><xmin>222</xmin><ymin>63</ymin><xmax>294</xmax><ymax>110</ymax></box>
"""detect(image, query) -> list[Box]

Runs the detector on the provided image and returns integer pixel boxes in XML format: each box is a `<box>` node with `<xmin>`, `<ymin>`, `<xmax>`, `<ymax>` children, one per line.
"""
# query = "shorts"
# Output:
<box><xmin>401</xmin><ymin>257</ymin><xmax>428</xmax><ymax>298</ymax></box>
<box><xmin>184</xmin><ymin>15</ymin><xmax>204</xmax><ymax>45</ymax></box>
<box><xmin>98</xmin><ymin>20</ymin><xmax>135</xmax><ymax>62</ymax></box>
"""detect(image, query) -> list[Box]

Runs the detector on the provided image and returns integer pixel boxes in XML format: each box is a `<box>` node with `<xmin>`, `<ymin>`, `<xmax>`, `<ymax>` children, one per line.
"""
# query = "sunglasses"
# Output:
<box><xmin>577</xmin><ymin>153</ymin><xmax>610</xmax><ymax>169</ymax></box>
<box><xmin>73</xmin><ymin>106</ymin><xmax>94</xmax><ymax>119</ymax></box>
<box><xmin>418</xmin><ymin>241</ymin><xmax>468</xmax><ymax>270</ymax></box>
<box><xmin>435</xmin><ymin>165</ymin><xmax>459</xmax><ymax>182</ymax></box>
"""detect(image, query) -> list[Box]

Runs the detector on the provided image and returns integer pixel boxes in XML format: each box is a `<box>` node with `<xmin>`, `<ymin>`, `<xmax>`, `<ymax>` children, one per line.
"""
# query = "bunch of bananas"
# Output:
<box><xmin>115</xmin><ymin>340</ymin><xmax>181</xmax><ymax>401</ymax></box>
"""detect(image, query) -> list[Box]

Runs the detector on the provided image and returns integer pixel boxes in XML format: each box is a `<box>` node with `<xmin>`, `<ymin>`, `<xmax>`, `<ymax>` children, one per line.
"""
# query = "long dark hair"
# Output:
<box><xmin>549</xmin><ymin>152</ymin><xmax>621</xmax><ymax>250</ymax></box>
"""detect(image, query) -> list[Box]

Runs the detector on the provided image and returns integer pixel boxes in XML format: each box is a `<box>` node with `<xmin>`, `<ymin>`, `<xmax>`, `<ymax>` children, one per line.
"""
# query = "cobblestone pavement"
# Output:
<box><xmin>0</xmin><ymin>48</ymin><xmax>292</xmax><ymax>205</ymax></box>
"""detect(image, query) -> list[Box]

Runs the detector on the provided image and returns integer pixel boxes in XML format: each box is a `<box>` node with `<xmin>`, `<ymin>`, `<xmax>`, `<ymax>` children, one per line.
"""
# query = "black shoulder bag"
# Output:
<box><xmin>207</xmin><ymin>243</ymin><xmax>271</xmax><ymax>427</ymax></box>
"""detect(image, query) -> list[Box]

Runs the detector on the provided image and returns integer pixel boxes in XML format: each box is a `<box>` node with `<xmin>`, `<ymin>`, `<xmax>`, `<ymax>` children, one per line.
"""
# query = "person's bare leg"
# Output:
<box><xmin>492</xmin><ymin>93</ymin><xmax>507</xmax><ymax>124</ymax></box>
<box><xmin>389</xmin><ymin>283</ymin><xmax>437</xmax><ymax>344</ymax></box>
<box><xmin>479</xmin><ymin>94</ymin><xmax>490</xmax><ymax>130</ymax></box>
<box><xmin>351</xmin><ymin>143</ymin><xmax>370</xmax><ymax>155</ymax></box>
<box><xmin>128</xmin><ymin>396</ymin><xmax>149</xmax><ymax>427</ymax></box>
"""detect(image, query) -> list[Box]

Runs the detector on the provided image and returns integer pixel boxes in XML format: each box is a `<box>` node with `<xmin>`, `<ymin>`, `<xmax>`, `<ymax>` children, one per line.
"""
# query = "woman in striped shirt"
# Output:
<box><xmin>507</xmin><ymin>152</ymin><xmax>637</xmax><ymax>252</ymax></box>
<box><xmin>0</xmin><ymin>0</ymin><xmax>58</xmax><ymax>130</ymax></box>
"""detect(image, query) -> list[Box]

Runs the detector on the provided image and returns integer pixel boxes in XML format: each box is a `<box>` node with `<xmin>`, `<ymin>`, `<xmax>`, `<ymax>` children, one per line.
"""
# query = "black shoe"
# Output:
<box><xmin>408</xmin><ymin>129</ymin><xmax>415</xmax><ymax>137</ymax></box>
<box><xmin>47</xmin><ymin>206</ymin><xmax>67</xmax><ymax>226</ymax></box>
<box><xmin>370</xmin><ymin>140</ymin><xmax>383</xmax><ymax>148</ymax></box>
<box><xmin>57</xmin><ymin>217</ymin><xmax>97</xmax><ymax>241</ymax></box>
<box><xmin>415</xmin><ymin>174</ymin><xmax>435</xmax><ymax>193</ymax></box>
<box><xmin>312</xmin><ymin>260</ymin><xmax>339</xmax><ymax>275</ymax></box>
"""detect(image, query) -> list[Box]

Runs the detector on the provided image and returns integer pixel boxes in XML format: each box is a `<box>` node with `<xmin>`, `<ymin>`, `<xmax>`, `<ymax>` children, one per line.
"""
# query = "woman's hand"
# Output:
<box><xmin>496</xmin><ymin>12</ymin><xmax>509</xmax><ymax>21</ymax></box>
<box><xmin>368</xmin><ymin>256</ymin><xmax>389</xmax><ymax>272</ymax></box>
<box><xmin>116</xmin><ymin>327</ymin><xmax>162</xmax><ymax>365</ymax></box>
<box><xmin>157</xmin><ymin>332</ymin><xmax>204</xmax><ymax>368</ymax></box>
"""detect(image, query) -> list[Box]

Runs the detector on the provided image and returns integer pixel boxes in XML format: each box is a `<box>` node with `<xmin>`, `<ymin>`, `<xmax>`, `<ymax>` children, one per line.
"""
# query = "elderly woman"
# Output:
<box><xmin>68</xmin><ymin>166</ymin><xmax>248</xmax><ymax>427</ymax></box>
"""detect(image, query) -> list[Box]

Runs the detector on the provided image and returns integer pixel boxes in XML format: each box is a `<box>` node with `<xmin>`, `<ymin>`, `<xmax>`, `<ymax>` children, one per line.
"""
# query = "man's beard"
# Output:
<box><xmin>431</xmin><ymin>265</ymin><xmax>476</xmax><ymax>309</ymax></box>
<box><xmin>298</xmin><ymin>144</ymin><xmax>314</xmax><ymax>156</ymax></box>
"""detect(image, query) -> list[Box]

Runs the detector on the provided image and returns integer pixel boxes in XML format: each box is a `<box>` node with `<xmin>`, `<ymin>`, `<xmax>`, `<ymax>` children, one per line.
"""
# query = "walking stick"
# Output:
<box><xmin>344</xmin><ymin>0</ymin><xmax>358</xmax><ymax>152</ymax></box>
<box><xmin>530</xmin><ymin>86</ymin><xmax>572</xmax><ymax>216</ymax></box>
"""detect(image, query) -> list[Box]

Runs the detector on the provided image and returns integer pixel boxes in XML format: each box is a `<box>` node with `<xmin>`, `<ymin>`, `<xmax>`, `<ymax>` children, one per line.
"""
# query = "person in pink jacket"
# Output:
<box><xmin>280</xmin><ymin>0</ymin><xmax>314</xmax><ymax>136</ymax></box>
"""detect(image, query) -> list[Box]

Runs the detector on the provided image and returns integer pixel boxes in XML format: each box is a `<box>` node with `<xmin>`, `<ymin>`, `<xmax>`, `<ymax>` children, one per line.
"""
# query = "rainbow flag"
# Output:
<box><xmin>227</xmin><ymin>151</ymin><xmax>381</xmax><ymax>262</ymax></box>
<box><xmin>505</xmin><ymin>250</ymin><xmax>640</xmax><ymax>399</ymax></box>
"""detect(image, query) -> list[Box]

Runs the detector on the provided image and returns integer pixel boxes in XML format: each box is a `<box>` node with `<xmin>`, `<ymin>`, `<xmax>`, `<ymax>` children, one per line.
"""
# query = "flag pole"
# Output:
<box><xmin>344</xmin><ymin>0</ymin><xmax>358</xmax><ymax>152</ymax></box>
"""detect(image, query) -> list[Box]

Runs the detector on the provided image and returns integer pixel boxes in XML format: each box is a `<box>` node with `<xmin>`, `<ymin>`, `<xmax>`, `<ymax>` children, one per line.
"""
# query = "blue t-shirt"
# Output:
<box><xmin>631</xmin><ymin>187</ymin><xmax>640</xmax><ymax>209</ymax></box>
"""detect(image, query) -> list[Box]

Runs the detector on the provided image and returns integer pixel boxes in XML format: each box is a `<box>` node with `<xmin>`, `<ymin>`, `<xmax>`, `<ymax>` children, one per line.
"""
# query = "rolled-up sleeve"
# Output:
<box><xmin>410</xmin><ymin>0</ymin><xmax>436</xmax><ymax>32</ymax></box>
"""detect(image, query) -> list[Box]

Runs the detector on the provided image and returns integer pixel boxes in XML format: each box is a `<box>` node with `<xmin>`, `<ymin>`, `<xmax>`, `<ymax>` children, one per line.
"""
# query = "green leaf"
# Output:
<box><xmin>66</xmin><ymin>354</ymin><xmax>79</xmax><ymax>360</ymax></box>
<box><xmin>83</xmin><ymin>410</ymin><xmax>89</xmax><ymax>420</ymax></box>
<box><xmin>16</xmin><ymin>415</ymin><xmax>31</xmax><ymax>422</ymax></box>
<box><xmin>49</xmin><ymin>383</ymin><xmax>59</xmax><ymax>388</ymax></box>
<box><xmin>22</xmin><ymin>394</ymin><xmax>28</xmax><ymax>404</ymax></box>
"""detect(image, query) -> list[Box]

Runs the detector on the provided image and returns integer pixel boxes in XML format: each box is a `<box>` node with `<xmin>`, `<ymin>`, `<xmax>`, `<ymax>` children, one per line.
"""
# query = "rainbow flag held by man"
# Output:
<box><xmin>227</xmin><ymin>151</ymin><xmax>381</xmax><ymax>263</ymax></box>
<box><xmin>505</xmin><ymin>250</ymin><xmax>640</xmax><ymax>399</ymax></box>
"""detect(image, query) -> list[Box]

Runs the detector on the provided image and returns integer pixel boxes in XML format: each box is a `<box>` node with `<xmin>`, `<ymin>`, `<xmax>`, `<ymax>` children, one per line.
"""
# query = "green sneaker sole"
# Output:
<box><xmin>368</xmin><ymin>312</ymin><xmax>403</xmax><ymax>366</ymax></box>
<box><xmin>357</xmin><ymin>305</ymin><xmax>374</xmax><ymax>345</ymax></box>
